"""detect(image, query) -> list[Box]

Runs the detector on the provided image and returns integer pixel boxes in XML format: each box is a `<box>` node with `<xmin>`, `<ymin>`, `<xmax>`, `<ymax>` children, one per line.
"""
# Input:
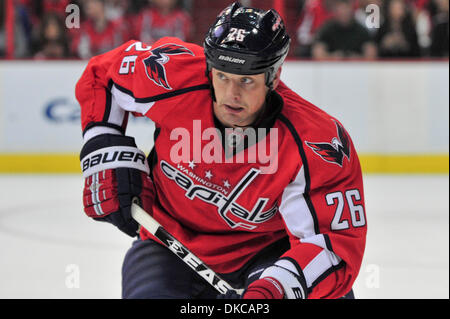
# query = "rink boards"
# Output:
<box><xmin>0</xmin><ymin>60</ymin><xmax>448</xmax><ymax>173</ymax></box>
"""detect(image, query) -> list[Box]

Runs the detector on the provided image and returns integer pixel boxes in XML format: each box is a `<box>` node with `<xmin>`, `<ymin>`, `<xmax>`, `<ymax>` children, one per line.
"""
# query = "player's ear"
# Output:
<box><xmin>271</xmin><ymin>67</ymin><xmax>282</xmax><ymax>90</ymax></box>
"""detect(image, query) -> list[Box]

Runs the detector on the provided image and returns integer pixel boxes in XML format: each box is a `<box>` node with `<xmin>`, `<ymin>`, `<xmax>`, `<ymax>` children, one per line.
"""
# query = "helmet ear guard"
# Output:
<box><xmin>204</xmin><ymin>1</ymin><xmax>290</xmax><ymax>90</ymax></box>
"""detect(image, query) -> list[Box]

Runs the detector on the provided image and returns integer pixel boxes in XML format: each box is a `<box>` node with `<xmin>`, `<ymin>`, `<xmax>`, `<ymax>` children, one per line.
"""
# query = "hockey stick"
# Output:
<box><xmin>130</xmin><ymin>198</ymin><xmax>243</xmax><ymax>295</ymax></box>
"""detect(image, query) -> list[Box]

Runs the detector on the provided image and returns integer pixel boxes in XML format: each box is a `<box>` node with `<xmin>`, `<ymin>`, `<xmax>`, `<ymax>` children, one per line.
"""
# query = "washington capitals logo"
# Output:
<box><xmin>305</xmin><ymin>120</ymin><xmax>351</xmax><ymax>167</ymax></box>
<box><xmin>143</xmin><ymin>44</ymin><xmax>194</xmax><ymax>90</ymax></box>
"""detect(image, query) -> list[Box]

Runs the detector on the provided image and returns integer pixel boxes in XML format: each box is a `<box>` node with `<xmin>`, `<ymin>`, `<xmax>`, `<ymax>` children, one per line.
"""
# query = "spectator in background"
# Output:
<box><xmin>23</xmin><ymin>0</ymin><xmax>71</xmax><ymax>27</ymax></box>
<box><xmin>134</xmin><ymin>0</ymin><xmax>192</xmax><ymax>44</ymax></box>
<box><xmin>430</xmin><ymin>0</ymin><xmax>449</xmax><ymax>56</ymax></box>
<box><xmin>0</xmin><ymin>1</ymin><xmax>30</xmax><ymax>58</ymax></box>
<box><xmin>295</xmin><ymin>0</ymin><xmax>335</xmax><ymax>57</ymax></box>
<box><xmin>375</xmin><ymin>0</ymin><xmax>421</xmax><ymax>57</ymax></box>
<box><xmin>312</xmin><ymin>0</ymin><xmax>377</xmax><ymax>60</ymax></box>
<box><xmin>33</xmin><ymin>13</ymin><xmax>70</xmax><ymax>59</ymax></box>
<box><xmin>37</xmin><ymin>0</ymin><xmax>71</xmax><ymax>17</ymax></box>
<box><xmin>0</xmin><ymin>2</ymin><xmax>6</xmax><ymax>57</ymax></box>
<box><xmin>104</xmin><ymin>0</ymin><xmax>130</xmax><ymax>21</ymax></box>
<box><xmin>71</xmin><ymin>0</ymin><xmax>127</xmax><ymax>59</ymax></box>
<box><xmin>412</xmin><ymin>0</ymin><xmax>434</xmax><ymax>54</ymax></box>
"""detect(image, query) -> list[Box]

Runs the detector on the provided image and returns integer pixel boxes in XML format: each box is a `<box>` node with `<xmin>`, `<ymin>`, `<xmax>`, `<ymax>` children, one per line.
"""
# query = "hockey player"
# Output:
<box><xmin>76</xmin><ymin>2</ymin><xmax>367</xmax><ymax>299</ymax></box>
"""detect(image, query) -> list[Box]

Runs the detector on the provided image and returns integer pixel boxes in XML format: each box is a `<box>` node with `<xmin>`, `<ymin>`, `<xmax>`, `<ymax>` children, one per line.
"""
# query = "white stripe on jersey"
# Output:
<box><xmin>278</xmin><ymin>166</ymin><xmax>316</xmax><ymax>239</ymax></box>
<box><xmin>278</xmin><ymin>166</ymin><xmax>342</xmax><ymax>289</ymax></box>
<box><xmin>82</xmin><ymin>86</ymin><xmax>129</xmax><ymax>143</ymax></box>
<box><xmin>83</xmin><ymin>126</ymin><xmax>122</xmax><ymax>143</ymax></box>
<box><xmin>111</xmin><ymin>84</ymin><xmax>155</xmax><ymax>115</ymax></box>
<box><xmin>302</xmin><ymin>249</ymin><xmax>342</xmax><ymax>288</ymax></box>
<box><xmin>107</xmin><ymin>93</ymin><xmax>126</xmax><ymax>127</ymax></box>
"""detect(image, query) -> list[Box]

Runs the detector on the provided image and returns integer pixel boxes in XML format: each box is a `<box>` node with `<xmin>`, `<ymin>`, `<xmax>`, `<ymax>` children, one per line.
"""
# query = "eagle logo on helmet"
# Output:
<box><xmin>143</xmin><ymin>44</ymin><xmax>194</xmax><ymax>90</ymax></box>
<box><xmin>272</xmin><ymin>15</ymin><xmax>282</xmax><ymax>31</ymax></box>
<box><xmin>305</xmin><ymin>120</ymin><xmax>351</xmax><ymax>167</ymax></box>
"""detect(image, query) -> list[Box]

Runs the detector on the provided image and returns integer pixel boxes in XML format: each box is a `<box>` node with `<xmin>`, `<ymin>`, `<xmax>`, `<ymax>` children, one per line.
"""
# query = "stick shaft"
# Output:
<box><xmin>131</xmin><ymin>202</ymin><xmax>243</xmax><ymax>295</ymax></box>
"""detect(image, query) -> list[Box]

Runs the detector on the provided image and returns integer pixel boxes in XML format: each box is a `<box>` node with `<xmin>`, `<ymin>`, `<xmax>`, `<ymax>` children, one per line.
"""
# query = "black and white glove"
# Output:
<box><xmin>80</xmin><ymin>133</ymin><xmax>155</xmax><ymax>237</ymax></box>
<box><xmin>243</xmin><ymin>259</ymin><xmax>308</xmax><ymax>299</ymax></box>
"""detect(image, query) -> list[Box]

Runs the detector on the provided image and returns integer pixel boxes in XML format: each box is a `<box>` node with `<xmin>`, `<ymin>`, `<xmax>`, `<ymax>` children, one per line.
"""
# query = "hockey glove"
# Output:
<box><xmin>243</xmin><ymin>259</ymin><xmax>308</xmax><ymax>299</ymax></box>
<box><xmin>80</xmin><ymin>133</ymin><xmax>154</xmax><ymax>237</ymax></box>
<box><xmin>243</xmin><ymin>277</ymin><xmax>284</xmax><ymax>299</ymax></box>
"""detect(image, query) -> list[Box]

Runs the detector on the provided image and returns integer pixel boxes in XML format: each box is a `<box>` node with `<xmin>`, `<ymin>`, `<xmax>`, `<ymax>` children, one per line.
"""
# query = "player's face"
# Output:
<box><xmin>211</xmin><ymin>69</ymin><xmax>268</xmax><ymax>128</ymax></box>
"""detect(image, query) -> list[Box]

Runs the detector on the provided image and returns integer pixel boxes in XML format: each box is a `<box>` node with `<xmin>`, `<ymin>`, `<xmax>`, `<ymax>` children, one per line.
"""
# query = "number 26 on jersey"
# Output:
<box><xmin>326</xmin><ymin>189</ymin><xmax>366</xmax><ymax>230</ymax></box>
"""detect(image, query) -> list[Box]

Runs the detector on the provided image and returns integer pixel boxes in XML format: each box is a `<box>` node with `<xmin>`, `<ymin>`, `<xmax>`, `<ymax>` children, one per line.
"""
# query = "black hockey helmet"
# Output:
<box><xmin>204</xmin><ymin>2</ymin><xmax>290</xmax><ymax>90</ymax></box>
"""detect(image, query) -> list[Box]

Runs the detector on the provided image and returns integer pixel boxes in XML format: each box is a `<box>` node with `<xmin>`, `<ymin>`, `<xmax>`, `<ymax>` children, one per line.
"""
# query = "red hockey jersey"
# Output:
<box><xmin>75</xmin><ymin>37</ymin><xmax>367</xmax><ymax>299</ymax></box>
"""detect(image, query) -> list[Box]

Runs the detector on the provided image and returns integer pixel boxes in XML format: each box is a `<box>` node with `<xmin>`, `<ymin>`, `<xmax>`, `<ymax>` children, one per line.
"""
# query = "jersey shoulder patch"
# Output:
<box><xmin>142</xmin><ymin>43</ymin><xmax>195</xmax><ymax>90</ymax></box>
<box><xmin>305</xmin><ymin>120</ymin><xmax>351</xmax><ymax>167</ymax></box>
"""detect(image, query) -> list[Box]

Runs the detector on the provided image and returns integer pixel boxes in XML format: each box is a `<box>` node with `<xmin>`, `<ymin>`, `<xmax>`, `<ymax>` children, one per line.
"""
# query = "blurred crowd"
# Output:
<box><xmin>0</xmin><ymin>0</ymin><xmax>448</xmax><ymax>60</ymax></box>
<box><xmin>0</xmin><ymin>0</ymin><xmax>193</xmax><ymax>59</ymax></box>
<box><xmin>296</xmin><ymin>0</ymin><xmax>449</xmax><ymax>59</ymax></box>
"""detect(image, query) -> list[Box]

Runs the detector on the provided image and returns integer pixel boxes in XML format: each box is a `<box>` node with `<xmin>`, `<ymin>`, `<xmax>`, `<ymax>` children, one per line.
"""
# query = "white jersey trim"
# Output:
<box><xmin>302</xmin><ymin>249</ymin><xmax>342</xmax><ymax>288</ymax></box>
<box><xmin>111</xmin><ymin>84</ymin><xmax>155</xmax><ymax>115</ymax></box>
<box><xmin>279</xmin><ymin>166</ymin><xmax>343</xmax><ymax>290</ymax></box>
<box><xmin>278</xmin><ymin>166</ymin><xmax>316</xmax><ymax>239</ymax></box>
<box><xmin>83</xmin><ymin>126</ymin><xmax>122</xmax><ymax>143</ymax></box>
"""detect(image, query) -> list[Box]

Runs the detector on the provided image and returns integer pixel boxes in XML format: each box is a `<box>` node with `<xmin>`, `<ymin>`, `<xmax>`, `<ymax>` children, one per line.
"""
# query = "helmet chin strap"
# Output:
<box><xmin>205</xmin><ymin>67</ymin><xmax>217</xmax><ymax>102</ymax></box>
<box><xmin>265</xmin><ymin>67</ymin><xmax>276</xmax><ymax>91</ymax></box>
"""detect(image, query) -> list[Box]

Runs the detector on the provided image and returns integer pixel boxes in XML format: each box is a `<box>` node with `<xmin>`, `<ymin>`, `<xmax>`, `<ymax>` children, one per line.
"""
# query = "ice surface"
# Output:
<box><xmin>0</xmin><ymin>174</ymin><xmax>448</xmax><ymax>298</ymax></box>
